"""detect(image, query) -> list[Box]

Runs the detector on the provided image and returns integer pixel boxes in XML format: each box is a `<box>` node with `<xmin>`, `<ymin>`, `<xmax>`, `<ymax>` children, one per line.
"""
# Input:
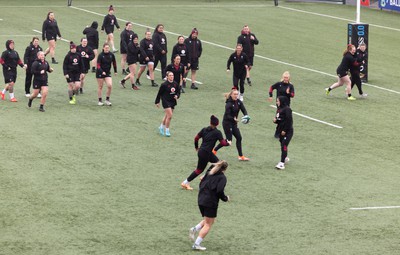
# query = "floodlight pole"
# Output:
<box><xmin>356</xmin><ymin>0</ymin><xmax>361</xmax><ymax>23</ymax></box>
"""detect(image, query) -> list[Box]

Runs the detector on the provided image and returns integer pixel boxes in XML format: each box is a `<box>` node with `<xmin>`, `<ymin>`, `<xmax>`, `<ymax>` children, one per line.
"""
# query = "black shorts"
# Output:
<box><xmin>140</xmin><ymin>57</ymin><xmax>154</xmax><ymax>66</ymax></box>
<box><xmin>197</xmin><ymin>149</ymin><xmax>219</xmax><ymax>172</ymax></box>
<box><xmin>162</xmin><ymin>100</ymin><xmax>176</xmax><ymax>109</ymax></box>
<box><xmin>337</xmin><ymin>72</ymin><xmax>348</xmax><ymax>78</ymax></box>
<box><xmin>66</xmin><ymin>73</ymin><xmax>81</xmax><ymax>83</ymax></box>
<box><xmin>3</xmin><ymin>70</ymin><xmax>16</xmax><ymax>84</ymax></box>
<box><xmin>248</xmin><ymin>56</ymin><xmax>254</xmax><ymax>66</ymax></box>
<box><xmin>46</xmin><ymin>34</ymin><xmax>57</xmax><ymax>41</ymax></box>
<box><xmin>127</xmin><ymin>60</ymin><xmax>138</xmax><ymax>66</ymax></box>
<box><xmin>105</xmin><ymin>28</ymin><xmax>114</xmax><ymax>35</ymax></box>
<box><xmin>189</xmin><ymin>58</ymin><xmax>199</xmax><ymax>70</ymax></box>
<box><xmin>33</xmin><ymin>81</ymin><xmax>48</xmax><ymax>89</ymax></box>
<box><xmin>96</xmin><ymin>71</ymin><xmax>111</xmax><ymax>79</ymax></box>
<box><xmin>199</xmin><ymin>205</ymin><xmax>217</xmax><ymax>218</ymax></box>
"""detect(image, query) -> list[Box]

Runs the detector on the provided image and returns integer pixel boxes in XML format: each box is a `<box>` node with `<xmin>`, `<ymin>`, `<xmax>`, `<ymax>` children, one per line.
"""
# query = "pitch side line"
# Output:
<box><xmin>278</xmin><ymin>6</ymin><xmax>400</xmax><ymax>32</ymax></box>
<box><xmin>350</xmin><ymin>205</ymin><xmax>400</xmax><ymax>210</ymax></box>
<box><xmin>70</xmin><ymin>6</ymin><xmax>400</xmax><ymax>95</ymax></box>
<box><xmin>270</xmin><ymin>105</ymin><xmax>343</xmax><ymax>129</ymax></box>
<box><xmin>0</xmin><ymin>35</ymin><xmax>37</xmax><ymax>37</ymax></box>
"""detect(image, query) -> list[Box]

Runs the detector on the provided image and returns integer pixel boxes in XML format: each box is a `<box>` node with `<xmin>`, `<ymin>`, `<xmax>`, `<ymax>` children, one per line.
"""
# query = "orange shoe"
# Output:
<box><xmin>10</xmin><ymin>98</ymin><xmax>18</xmax><ymax>102</ymax></box>
<box><xmin>212</xmin><ymin>149</ymin><xmax>217</xmax><ymax>155</ymax></box>
<box><xmin>181</xmin><ymin>182</ymin><xmax>193</xmax><ymax>190</ymax></box>
<box><xmin>238</xmin><ymin>156</ymin><xmax>250</xmax><ymax>161</ymax></box>
<box><xmin>0</xmin><ymin>92</ymin><xmax>4</xmax><ymax>100</ymax></box>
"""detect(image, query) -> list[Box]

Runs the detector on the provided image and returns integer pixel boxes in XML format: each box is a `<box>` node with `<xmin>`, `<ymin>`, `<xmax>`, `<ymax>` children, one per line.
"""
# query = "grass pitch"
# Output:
<box><xmin>0</xmin><ymin>0</ymin><xmax>400</xmax><ymax>254</ymax></box>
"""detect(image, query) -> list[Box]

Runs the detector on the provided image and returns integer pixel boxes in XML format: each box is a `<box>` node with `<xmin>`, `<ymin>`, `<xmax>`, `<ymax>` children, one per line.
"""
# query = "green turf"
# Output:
<box><xmin>0</xmin><ymin>0</ymin><xmax>400</xmax><ymax>254</ymax></box>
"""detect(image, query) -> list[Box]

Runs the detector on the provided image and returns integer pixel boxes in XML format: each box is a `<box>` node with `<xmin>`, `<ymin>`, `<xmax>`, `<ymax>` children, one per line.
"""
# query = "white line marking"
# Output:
<box><xmin>270</xmin><ymin>105</ymin><xmax>343</xmax><ymax>129</ymax></box>
<box><xmin>278</xmin><ymin>6</ymin><xmax>400</xmax><ymax>32</ymax></box>
<box><xmin>0</xmin><ymin>35</ymin><xmax>37</xmax><ymax>37</ymax></box>
<box><xmin>350</xmin><ymin>206</ymin><xmax>400</xmax><ymax>210</ymax></box>
<box><xmin>70</xmin><ymin>6</ymin><xmax>400</xmax><ymax>95</ymax></box>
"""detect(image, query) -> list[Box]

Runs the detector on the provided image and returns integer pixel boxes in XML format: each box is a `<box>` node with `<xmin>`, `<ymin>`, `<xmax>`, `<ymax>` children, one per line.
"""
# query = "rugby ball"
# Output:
<box><xmin>241</xmin><ymin>115</ymin><xmax>250</xmax><ymax>124</ymax></box>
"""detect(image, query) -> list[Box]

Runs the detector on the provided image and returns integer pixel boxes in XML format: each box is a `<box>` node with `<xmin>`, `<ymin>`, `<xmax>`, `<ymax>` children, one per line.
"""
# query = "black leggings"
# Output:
<box><xmin>25</xmin><ymin>69</ymin><xmax>33</xmax><ymax>94</ymax></box>
<box><xmin>187</xmin><ymin>149</ymin><xmax>219</xmax><ymax>182</ymax></box>
<box><xmin>279</xmin><ymin>130</ymin><xmax>293</xmax><ymax>163</ymax></box>
<box><xmin>351</xmin><ymin>72</ymin><xmax>363</xmax><ymax>95</ymax></box>
<box><xmin>215</xmin><ymin>122</ymin><xmax>243</xmax><ymax>156</ymax></box>
<box><xmin>233</xmin><ymin>74</ymin><xmax>246</xmax><ymax>94</ymax></box>
<box><xmin>154</xmin><ymin>53</ymin><xmax>167</xmax><ymax>79</ymax></box>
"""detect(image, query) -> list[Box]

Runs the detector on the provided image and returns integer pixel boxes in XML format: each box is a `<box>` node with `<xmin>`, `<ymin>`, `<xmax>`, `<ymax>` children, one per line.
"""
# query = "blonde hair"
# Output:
<box><xmin>224</xmin><ymin>88</ymin><xmax>239</xmax><ymax>100</ymax></box>
<box><xmin>281</xmin><ymin>71</ymin><xmax>290</xmax><ymax>82</ymax></box>
<box><xmin>209</xmin><ymin>160</ymin><xmax>228</xmax><ymax>175</ymax></box>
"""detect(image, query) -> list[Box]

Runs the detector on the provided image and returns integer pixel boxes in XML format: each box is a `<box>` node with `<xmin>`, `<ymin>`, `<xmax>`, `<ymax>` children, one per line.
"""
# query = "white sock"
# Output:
<box><xmin>160</xmin><ymin>124</ymin><xmax>165</xmax><ymax>129</ymax></box>
<box><xmin>9</xmin><ymin>93</ymin><xmax>14</xmax><ymax>99</ymax></box>
<box><xmin>182</xmin><ymin>179</ymin><xmax>189</xmax><ymax>185</ymax></box>
<box><xmin>195</xmin><ymin>237</ymin><xmax>203</xmax><ymax>246</ymax></box>
<box><xmin>166</xmin><ymin>128</ymin><xmax>170</xmax><ymax>132</ymax></box>
<box><xmin>195</xmin><ymin>223</ymin><xmax>203</xmax><ymax>232</ymax></box>
<box><xmin>2</xmin><ymin>89</ymin><xmax>6</xmax><ymax>94</ymax></box>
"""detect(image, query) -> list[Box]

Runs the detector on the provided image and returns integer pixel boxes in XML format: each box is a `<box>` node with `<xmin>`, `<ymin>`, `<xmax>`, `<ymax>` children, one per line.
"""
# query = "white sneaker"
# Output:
<box><xmin>37</xmin><ymin>93</ymin><xmax>42</xmax><ymax>98</ymax></box>
<box><xmin>192</xmin><ymin>244</ymin><xmax>206</xmax><ymax>251</ymax></box>
<box><xmin>239</xmin><ymin>95</ymin><xmax>244</xmax><ymax>101</ymax></box>
<box><xmin>146</xmin><ymin>75</ymin><xmax>151</xmax><ymax>80</ymax></box>
<box><xmin>360</xmin><ymin>93</ymin><xmax>368</xmax><ymax>98</ymax></box>
<box><xmin>285</xmin><ymin>157</ymin><xmax>290</xmax><ymax>164</ymax></box>
<box><xmin>25</xmin><ymin>93</ymin><xmax>30</xmax><ymax>98</ymax></box>
<box><xmin>105</xmin><ymin>100</ymin><xmax>112</xmax><ymax>106</ymax></box>
<box><xmin>189</xmin><ymin>227</ymin><xmax>196</xmax><ymax>241</ymax></box>
<box><xmin>275</xmin><ymin>162</ymin><xmax>285</xmax><ymax>170</ymax></box>
<box><xmin>98</xmin><ymin>101</ymin><xmax>104</xmax><ymax>106</ymax></box>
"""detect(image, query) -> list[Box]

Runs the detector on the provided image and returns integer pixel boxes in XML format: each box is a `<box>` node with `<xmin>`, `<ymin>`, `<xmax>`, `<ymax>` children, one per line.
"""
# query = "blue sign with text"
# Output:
<box><xmin>379</xmin><ymin>0</ymin><xmax>400</xmax><ymax>12</ymax></box>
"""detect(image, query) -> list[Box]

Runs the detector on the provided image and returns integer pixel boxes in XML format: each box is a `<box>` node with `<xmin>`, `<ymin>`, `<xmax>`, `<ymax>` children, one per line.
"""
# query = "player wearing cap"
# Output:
<box><xmin>0</xmin><ymin>40</ymin><xmax>27</xmax><ymax>102</ymax></box>
<box><xmin>181</xmin><ymin>115</ymin><xmax>230</xmax><ymax>191</ymax></box>
<box><xmin>184</xmin><ymin>28</ymin><xmax>202</xmax><ymax>90</ymax></box>
<box><xmin>63</xmin><ymin>42</ymin><xmax>84</xmax><ymax>104</ymax></box>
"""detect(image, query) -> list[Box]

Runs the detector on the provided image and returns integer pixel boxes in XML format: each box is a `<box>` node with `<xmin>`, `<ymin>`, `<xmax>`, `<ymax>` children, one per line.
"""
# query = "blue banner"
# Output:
<box><xmin>379</xmin><ymin>0</ymin><xmax>400</xmax><ymax>12</ymax></box>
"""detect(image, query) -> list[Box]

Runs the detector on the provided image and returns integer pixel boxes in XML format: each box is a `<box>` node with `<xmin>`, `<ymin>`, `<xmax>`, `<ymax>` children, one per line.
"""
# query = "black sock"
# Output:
<box><xmin>328</xmin><ymin>88</ymin><xmax>332</xmax><ymax>91</ymax></box>
<box><xmin>348</xmin><ymin>94</ymin><xmax>352</xmax><ymax>97</ymax></box>
<box><xmin>151</xmin><ymin>80</ymin><xmax>154</xmax><ymax>85</ymax></box>
<box><xmin>106</xmin><ymin>97</ymin><xmax>110</xmax><ymax>101</ymax></box>
<box><xmin>98</xmin><ymin>98</ymin><xmax>102</xmax><ymax>102</ymax></box>
<box><xmin>40</xmin><ymin>104</ymin><xmax>43</xmax><ymax>108</ymax></box>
